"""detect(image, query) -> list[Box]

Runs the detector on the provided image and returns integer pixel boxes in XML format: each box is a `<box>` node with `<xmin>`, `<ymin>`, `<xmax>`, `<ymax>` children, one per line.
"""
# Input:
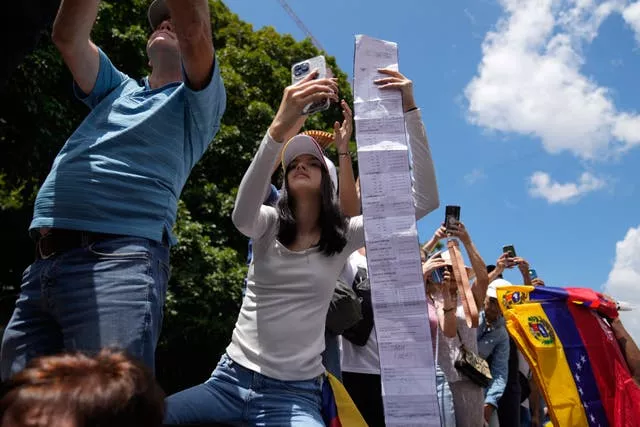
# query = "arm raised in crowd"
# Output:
<box><xmin>488</xmin><ymin>253</ymin><xmax>509</xmax><ymax>283</ymax></box>
<box><xmin>376</xmin><ymin>69</ymin><xmax>440</xmax><ymax>219</ymax></box>
<box><xmin>447</xmin><ymin>221</ymin><xmax>489</xmax><ymax>309</ymax></box>
<box><xmin>422</xmin><ymin>225</ymin><xmax>447</xmax><ymax>255</ymax></box>
<box><xmin>164</xmin><ymin>0</ymin><xmax>214</xmax><ymax>90</ymax></box>
<box><xmin>232</xmin><ymin>72</ymin><xmax>338</xmax><ymax>238</ymax></box>
<box><xmin>610</xmin><ymin>317</ymin><xmax>640</xmax><ymax>386</ymax></box>
<box><xmin>51</xmin><ymin>0</ymin><xmax>101</xmax><ymax>95</ymax></box>
<box><xmin>334</xmin><ymin>101</ymin><xmax>360</xmax><ymax>217</ymax></box>
<box><xmin>513</xmin><ymin>256</ymin><xmax>533</xmax><ymax>286</ymax></box>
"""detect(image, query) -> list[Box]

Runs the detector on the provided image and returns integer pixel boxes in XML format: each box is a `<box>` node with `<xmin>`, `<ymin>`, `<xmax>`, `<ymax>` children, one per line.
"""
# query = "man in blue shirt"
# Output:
<box><xmin>0</xmin><ymin>0</ymin><xmax>226</xmax><ymax>379</ymax></box>
<box><xmin>477</xmin><ymin>279</ymin><xmax>511</xmax><ymax>426</ymax></box>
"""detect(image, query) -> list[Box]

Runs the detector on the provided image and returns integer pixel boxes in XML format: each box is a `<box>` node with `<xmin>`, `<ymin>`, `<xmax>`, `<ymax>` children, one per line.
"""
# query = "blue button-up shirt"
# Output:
<box><xmin>477</xmin><ymin>310</ymin><xmax>510</xmax><ymax>408</ymax></box>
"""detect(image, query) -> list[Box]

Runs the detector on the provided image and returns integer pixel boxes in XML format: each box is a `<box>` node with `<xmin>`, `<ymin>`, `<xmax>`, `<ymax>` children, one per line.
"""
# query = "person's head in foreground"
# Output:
<box><xmin>277</xmin><ymin>133</ymin><xmax>347</xmax><ymax>256</ymax></box>
<box><xmin>0</xmin><ymin>349</ymin><xmax>164</xmax><ymax>427</ymax></box>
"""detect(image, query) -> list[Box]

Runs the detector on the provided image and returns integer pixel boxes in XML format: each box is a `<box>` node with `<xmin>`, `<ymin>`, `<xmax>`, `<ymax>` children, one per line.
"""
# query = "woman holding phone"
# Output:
<box><xmin>423</xmin><ymin>222</ymin><xmax>490</xmax><ymax>427</ymax></box>
<box><xmin>163</xmin><ymin>68</ymin><xmax>440</xmax><ymax>425</ymax></box>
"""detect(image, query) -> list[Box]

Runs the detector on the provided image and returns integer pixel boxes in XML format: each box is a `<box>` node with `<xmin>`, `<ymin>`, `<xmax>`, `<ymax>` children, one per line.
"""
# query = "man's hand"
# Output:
<box><xmin>333</xmin><ymin>100</ymin><xmax>353</xmax><ymax>154</ymax></box>
<box><xmin>495</xmin><ymin>252</ymin><xmax>510</xmax><ymax>272</ymax></box>
<box><xmin>514</xmin><ymin>257</ymin><xmax>530</xmax><ymax>272</ymax></box>
<box><xmin>165</xmin><ymin>0</ymin><xmax>215</xmax><ymax>90</ymax></box>
<box><xmin>513</xmin><ymin>256</ymin><xmax>532</xmax><ymax>285</ymax></box>
<box><xmin>269</xmin><ymin>71</ymin><xmax>339</xmax><ymax>142</ymax></box>
<box><xmin>375</xmin><ymin>68</ymin><xmax>416</xmax><ymax>112</ymax></box>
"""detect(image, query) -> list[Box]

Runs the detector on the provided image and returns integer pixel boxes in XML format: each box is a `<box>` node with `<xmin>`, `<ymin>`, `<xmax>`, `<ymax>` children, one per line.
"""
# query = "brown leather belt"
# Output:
<box><xmin>35</xmin><ymin>229</ymin><xmax>122</xmax><ymax>260</ymax></box>
<box><xmin>448</xmin><ymin>239</ymin><xmax>479</xmax><ymax>328</ymax></box>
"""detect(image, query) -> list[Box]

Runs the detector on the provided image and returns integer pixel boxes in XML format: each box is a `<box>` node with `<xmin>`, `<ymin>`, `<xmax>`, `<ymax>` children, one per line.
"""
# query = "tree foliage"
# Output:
<box><xmin>0</xmin><ymin>0</ymin><xmax>353</xmax><ymax>393</ymax></box>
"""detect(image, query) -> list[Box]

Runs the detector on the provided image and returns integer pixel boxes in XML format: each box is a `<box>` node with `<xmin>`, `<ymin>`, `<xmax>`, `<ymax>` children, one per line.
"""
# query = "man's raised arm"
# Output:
<box><xmin>51</xmin><ymin>0</ymin><xmax>101</xmax><ymax>95</ymax></box>
<box><xmin>165</xmin><ymin>0</ymin><xmax>214</xmax><ymax>90</ymax></box>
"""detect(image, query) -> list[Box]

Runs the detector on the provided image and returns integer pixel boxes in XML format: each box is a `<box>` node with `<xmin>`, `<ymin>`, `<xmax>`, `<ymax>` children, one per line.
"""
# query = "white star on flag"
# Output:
<box><xmin>576</xmin><ymin>373</ymin><xmax>581</xmax><ymax>382</ymax></box>
<box><xmin>581</xmin><ymin>355</ymin><xmax>587</xmax><ymax>363</ymax></box>
<box><xmin>590</xmin><ymin>414</ymin><xmax>596</xmax><ymax>423</ymax></box>
<box><xmin>576</xmin><ymin>361</ymin><xmax>582</xmax><ymax>370</ymax></box>
<box><xmin>579</xmin><ymin>386</ymin><xmax>584</xmax><ymax>395</ymax></box>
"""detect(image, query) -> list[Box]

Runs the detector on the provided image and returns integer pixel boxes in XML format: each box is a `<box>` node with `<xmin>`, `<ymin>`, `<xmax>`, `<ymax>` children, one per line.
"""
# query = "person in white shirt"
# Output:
<box><xmin>164</xmin><ymin>69</ymin><xmax>440</xmax><ymax>425</ymax></box>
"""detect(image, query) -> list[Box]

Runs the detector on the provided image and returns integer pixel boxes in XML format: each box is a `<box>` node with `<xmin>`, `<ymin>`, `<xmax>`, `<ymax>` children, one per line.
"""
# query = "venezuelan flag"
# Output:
<box><xmin>321</xmin><ymin>372</ymin><xmax>368</xmax><ymax>427</ymax></box>
<box><xmin>496</xmin><ymin>285</ymin><xmax>640</xmax><ymax>427</ymax></box>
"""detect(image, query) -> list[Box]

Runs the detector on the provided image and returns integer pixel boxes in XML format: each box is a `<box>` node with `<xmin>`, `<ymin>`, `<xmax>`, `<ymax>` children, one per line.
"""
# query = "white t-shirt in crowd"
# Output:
<box><xmin>339</xmin><ymin>251</ymin><xmax>381</xmax><ymax>375</ymax></box>
<box><xmin>228</xmin><ymin>110</ymin><xmax>438</xmax><ymax>381</ymax></box>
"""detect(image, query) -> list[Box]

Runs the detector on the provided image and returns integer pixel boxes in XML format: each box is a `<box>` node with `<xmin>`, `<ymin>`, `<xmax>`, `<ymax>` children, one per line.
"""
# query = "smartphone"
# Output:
<box><xmin>431</xmin><ymin>265</ymin><xmax>453</xmax><ymax>284</ymax></box>
<box><xmin>529</xmin><ymin>269</ymin><xmax>538</xmax><ymax>280</ymax></box>
<box><xmin>503</xmin><ymin>244</ymin><xmax>517</xmax><ymax>258</ymax></box>
<box><xmin>444</xmin><ymin>205</ymin><xmax>461</xmax><ymax>231</ymax></box>
<box><xmin>431</xmin><ymin>267</ymin><xmax>444</xmax><ymax>284</ymax></box>
<box><xmin>291</xmin><ymin>56</ymin><xmax>331</xmax><ymax>115</ymax></box>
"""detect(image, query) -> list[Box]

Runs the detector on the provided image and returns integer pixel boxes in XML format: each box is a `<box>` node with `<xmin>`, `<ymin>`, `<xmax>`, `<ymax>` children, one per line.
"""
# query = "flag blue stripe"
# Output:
<box><xmin>541</xmin><ymin>301</ymin><xmax>608</xmax><ymax>427</ymax></box>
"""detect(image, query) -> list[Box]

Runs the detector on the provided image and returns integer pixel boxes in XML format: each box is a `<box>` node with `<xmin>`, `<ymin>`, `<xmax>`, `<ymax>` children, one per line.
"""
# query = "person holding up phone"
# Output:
<box><xmin>1</xmin><ymin>0</ymin><xmax>226</xmax><ymax>381</ymax></box>
<box><xmin>487</xmin><ymin>250</ymin><xmax>535</xmax><ymax>427</ymax></box>
<box><xmin>423</xmin><ymin>221</ymin><xmax>490</xmax><ymax>427</ymax></box>
<box><xmin>488</xmin><ymin>250</ymin><xmax>533</xmax><ymax>286</ymax></box>
<box><xmin>163</xmin><ymin>69</ymin><xmax>440</xmax><ymax>425</ymax></box>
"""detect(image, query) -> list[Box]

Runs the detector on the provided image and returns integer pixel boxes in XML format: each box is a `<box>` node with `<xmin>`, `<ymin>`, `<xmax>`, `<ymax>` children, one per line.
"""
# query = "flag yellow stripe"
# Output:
<box><xmin>500</xmin><ymin>299</ymin><xmax>589</xmax><ymax>427</ymax></box>
<box><xmin>327</xmin><ymin>373</ymin><xmax>368</xmax><ymax>427</ymax></box>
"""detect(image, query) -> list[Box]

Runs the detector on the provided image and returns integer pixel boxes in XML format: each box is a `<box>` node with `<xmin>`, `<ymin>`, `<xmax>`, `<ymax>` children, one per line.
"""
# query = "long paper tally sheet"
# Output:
<box><xmin>353</xmin><ymin>34</ymin><xmax>440</xmax><ymax>427</ymax></box>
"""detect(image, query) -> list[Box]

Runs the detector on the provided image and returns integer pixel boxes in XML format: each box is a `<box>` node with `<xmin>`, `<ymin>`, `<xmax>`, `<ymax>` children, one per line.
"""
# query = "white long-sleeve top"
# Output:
<box><xmin>228</xmin><ymin>109</ymin><xmax>439</xmax><ymax>381</ymax></box>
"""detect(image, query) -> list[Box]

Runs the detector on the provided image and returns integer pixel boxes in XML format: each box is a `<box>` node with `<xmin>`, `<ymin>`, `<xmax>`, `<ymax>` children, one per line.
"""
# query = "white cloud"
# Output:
<box><xmin>464</xmin><ymin>168</ymin><xmax>486</xmax><ymax>184</ymax></box>
<box><xmin>465</xmin><ymin>0</ymin><xmax>640</xmax><ymax>160</ymax></box>
<box><xmin>604</xmin><ymin>226</ymin><xmax>640</xmax><ymax>343</ymax></box>
<box><xmin>528</xmin><ymin>171</ymin><xmax>606</xmax><ymax>203</ymax></box>
<box><xmin>622</xmin><ymin>1</ymin><xmax>640</xmax><ymax>41</ymax></box>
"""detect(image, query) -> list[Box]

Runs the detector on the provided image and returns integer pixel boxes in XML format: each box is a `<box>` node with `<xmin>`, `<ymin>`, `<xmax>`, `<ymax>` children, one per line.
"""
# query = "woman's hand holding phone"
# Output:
<box><xmin>422</xmin><ymin>257</ymin><xmax>447</xmax><ymax>283</ymax></box>
<box><xmin>269</xmin><ymin>72</ymin><xmax>339</xmax><ymax>142</ymax></box>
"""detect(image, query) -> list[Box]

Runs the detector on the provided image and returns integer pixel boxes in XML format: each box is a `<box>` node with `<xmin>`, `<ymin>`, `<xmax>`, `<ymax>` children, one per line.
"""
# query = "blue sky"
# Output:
<box><xmin>223</xmin><ymin>0</ymin><xmax>640</xmax><ymax>338</ymax></box>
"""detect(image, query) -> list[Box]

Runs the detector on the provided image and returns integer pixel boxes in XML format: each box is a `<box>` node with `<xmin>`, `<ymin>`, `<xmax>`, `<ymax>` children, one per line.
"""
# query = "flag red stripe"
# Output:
<box><xmin>567</xmin><ymin>304</ymin><xmax>640</xmax><ymax>427</ymax></box>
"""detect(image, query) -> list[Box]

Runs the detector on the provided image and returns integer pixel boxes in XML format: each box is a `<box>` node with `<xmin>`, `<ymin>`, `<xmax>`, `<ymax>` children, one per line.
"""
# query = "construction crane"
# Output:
<box><xmin>276</xmin><ymin>0</ymin><xmax>326</xmax><ymax>53</ymax></box>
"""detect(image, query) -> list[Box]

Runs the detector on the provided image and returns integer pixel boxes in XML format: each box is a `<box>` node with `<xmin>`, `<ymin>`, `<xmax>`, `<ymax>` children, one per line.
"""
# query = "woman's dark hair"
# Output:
<box><xmin>0</xmin><ymin>349</ymin><xmax>165</xmax><ymax>427</ymax></box>
<box><xmin>277</xmin><ymin>162</ymin><xmax>348</xmax><ymax>256</ymax></box>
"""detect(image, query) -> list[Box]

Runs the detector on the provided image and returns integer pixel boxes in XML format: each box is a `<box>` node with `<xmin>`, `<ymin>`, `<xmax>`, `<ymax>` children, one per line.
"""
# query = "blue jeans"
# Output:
<box><xmin>322</xmin><ymin>330</ymin><xmax>341</xmax><ymax>381</ymax></box>
<box><xmin>165</xmin><ymin>353</ymin><xmax>324</xmax><ymax>426</ymax></box>
<box><xmin>436</xmin><ymin>365</ymin><xmax>456</xmax><ymax>427</ymax></box>
<box><xmin>0</xmin><ymin>236</ymin><xmax>169</xmax><ymax>380</ymax></box>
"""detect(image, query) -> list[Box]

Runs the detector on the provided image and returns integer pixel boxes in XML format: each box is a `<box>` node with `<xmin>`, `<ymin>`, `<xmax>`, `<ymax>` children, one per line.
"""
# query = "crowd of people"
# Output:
<box><xmin>1</xmin><ymin>0</ymin><xmax>639</xmax><ymax>426</ymax></box>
